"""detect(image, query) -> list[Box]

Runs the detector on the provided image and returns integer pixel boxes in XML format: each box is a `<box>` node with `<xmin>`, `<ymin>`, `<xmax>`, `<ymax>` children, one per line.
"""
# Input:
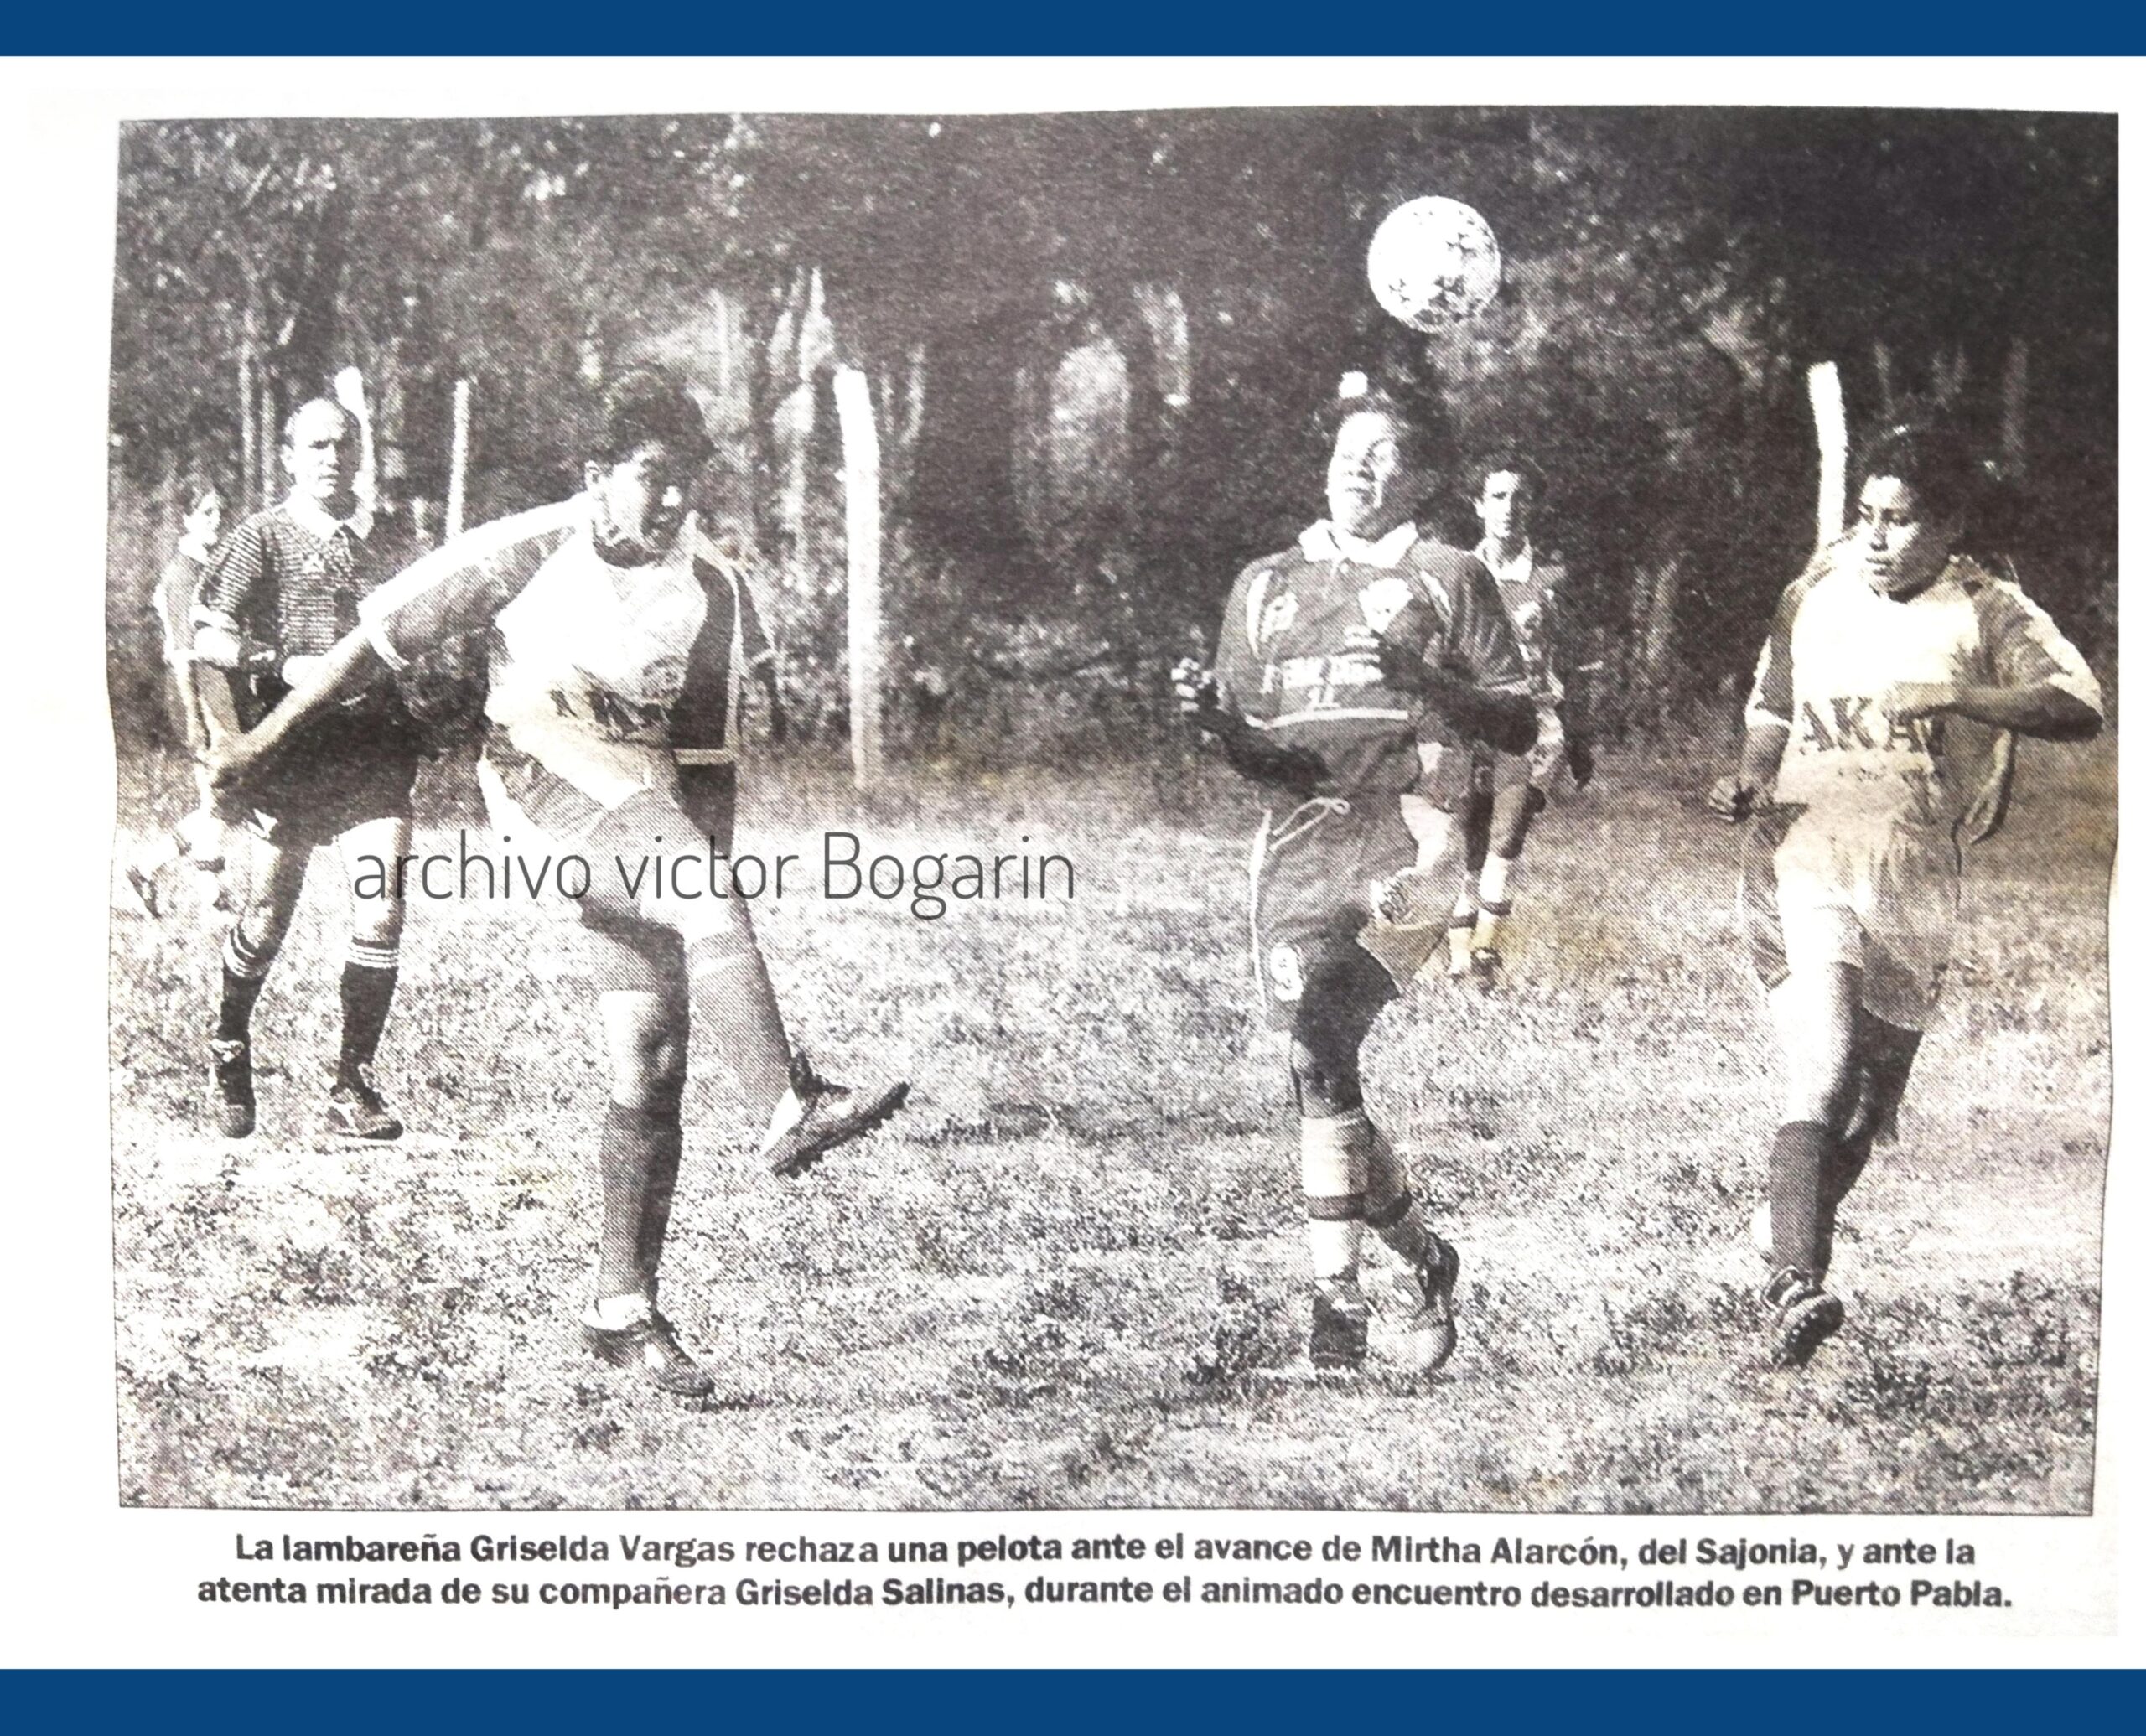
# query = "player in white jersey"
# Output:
<box><xmin>210</xmin><ymin>368</ymin><xmax>908</xmax><ymax>1397</ymax></box>
<box><xmin>1709</xmin><ymin>424</ymin><xmax>2102</xmax><ymax>1367</ymax></box>
<box><xmin>1444</xmin><ymin>453</ymin><xmax>1595</xmax><ymax>986</ymax></box>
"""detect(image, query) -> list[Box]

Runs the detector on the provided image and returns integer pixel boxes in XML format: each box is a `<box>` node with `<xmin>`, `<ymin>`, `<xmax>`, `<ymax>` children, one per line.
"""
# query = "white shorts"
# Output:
<box><xmin>1740</xmin><ymin>810</ymin><xmax>1961</xmax><ymax>1031</ymax></box>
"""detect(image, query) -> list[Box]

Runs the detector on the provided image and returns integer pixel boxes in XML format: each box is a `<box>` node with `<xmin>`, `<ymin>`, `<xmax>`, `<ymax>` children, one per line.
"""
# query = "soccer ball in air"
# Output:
<box><xmin>1367</xmin><ymin>196</ymin><xmax>1503</xmax><ymax>330</ymax></box>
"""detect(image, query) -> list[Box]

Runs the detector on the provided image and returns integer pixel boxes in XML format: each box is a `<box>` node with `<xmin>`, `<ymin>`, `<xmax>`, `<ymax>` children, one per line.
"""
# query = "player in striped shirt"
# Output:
<box><xmin>1175</xmin><ymin>386</ymin><xmax>1535</xmax><ymax>1375</ymax></box>
<box><xmin>125</xmin><ymin>476</ymin><xmax>230</xmax><ymax>917</ymax></box>
<box><xmin>210</xmin><ymin>368</ymin><xmax>907</xmax><ymax>1397</ymax></box>
<box><xmin>1709</xmin><ymin>424</ymin><xmax>2102</xmax><ymax>1367</ymax></box>
<box><xmin>193</xmin><ymin>400</ymin><xmax>425</xmax><ymax>1143</ymax></box>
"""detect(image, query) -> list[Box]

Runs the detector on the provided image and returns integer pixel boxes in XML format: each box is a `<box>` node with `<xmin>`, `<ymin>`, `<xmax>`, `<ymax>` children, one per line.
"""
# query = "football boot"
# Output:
<box><xmin>209</xmin><ymin>1037</ymin><xmax>255</xmax><ymax>1139</ymax></box>
<box><xmin>1396</xmin><ymin>1232</ymin><xmax>1461</xmax><ymax>1375</ymax></box>
<box><xmin>326</xmin><ymin>1065</ymin><xmax>404</xmax><ymax>1142</ymax></box>
<box><xmin>583</xmin><ymin>1309</ymin><xmax>716</xmax><ymax>1398</ymax></box>
<box><xmin>763</xmin><ymin>1052</ymin><xmax>909</xmax><ymax>1179</ymax></box>
<box><xmin>1308</xmin><ymin>1279</ymin><xmax>1370</xmax><ymax>1371</ymax></box>
<box><xmin>1761</xmin><ymin>1266</ymin><xmax>1844</xmax><ymax>1369</ymax></box>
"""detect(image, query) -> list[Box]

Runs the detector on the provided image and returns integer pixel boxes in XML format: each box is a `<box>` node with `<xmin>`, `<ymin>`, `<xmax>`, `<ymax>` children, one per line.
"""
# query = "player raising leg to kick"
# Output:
<box><xmin>1710</xmin><ymin>423</ymin><xmax>2101</xmax><ymax>1368</ymax></box>
<box><xmin>1176</xmin><ymin>383</ymin><xmax>1536</xmax><ymax>1375</ymax></box>
<box><xmin>210</xmin><ymin>367</ymin><xmax>907</xmax><ymax>1397</ymax></box>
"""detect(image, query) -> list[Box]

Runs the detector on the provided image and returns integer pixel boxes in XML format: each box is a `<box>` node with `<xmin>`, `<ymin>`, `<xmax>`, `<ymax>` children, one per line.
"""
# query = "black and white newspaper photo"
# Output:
<box><xmin>0</xmin><ymin>56</ymin><xmax>2133</xmax><ymax>1666</ymax></box>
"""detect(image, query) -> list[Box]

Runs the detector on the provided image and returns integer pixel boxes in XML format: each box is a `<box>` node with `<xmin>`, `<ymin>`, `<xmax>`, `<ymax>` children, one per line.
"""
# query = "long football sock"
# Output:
<box><xmin>1301</xmin><ymin>1110</ymin><xmax>1371</xmax><ymax>1283</ymax></box>
<box><xmin>216</xmin><ymin>925</ymin><xmax>276</xmax><ymax>1041</ymax></box>
<box><xmin>597</xmin><ymin>1101</ymin><xmax>670</xmax><ymax>1303</ymax></box>
<box><xmin>1768</xmin><ymin>1120</ymin><xmax>1835</xmax><ymax>1279</ymax></box>
<box><xmin>634</xmin><ymin>1085</ymin><xmax>686</xmax><ymax>1299</ymax></box>
<box><xmin>335</xmin><ymin>941</ymin><xmax>400</xmax><ymax>1086</ymax></box>
<box><xmin>1363</xmin><ymin>1126</ymin><xmax>1433</xmax><ymax>1267</ymax></box>
<box><xmin>1475</xmin><ymin>855</ymin><xmax>1520</xmax><ymax>951</ymax></box>
<box><xmin>685</xmin><ymin>933</ymin><xmax>793</xmax><ymax>1129</ymax></box>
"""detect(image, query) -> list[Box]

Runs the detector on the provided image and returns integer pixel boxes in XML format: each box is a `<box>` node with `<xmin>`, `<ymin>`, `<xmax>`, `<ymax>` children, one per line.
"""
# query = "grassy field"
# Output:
<box><xmin>108</xmin><ymin>726</ymin><xmax>2112</xmax><ymax>1512</ymax></box>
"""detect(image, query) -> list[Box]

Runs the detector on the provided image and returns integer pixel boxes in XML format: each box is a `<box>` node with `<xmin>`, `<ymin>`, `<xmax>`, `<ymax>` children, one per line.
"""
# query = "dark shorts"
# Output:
<box><xmin>1248</xmin><ymin>795</ymin><xmax>1417</xmax><ymax>1044</ymax></box>
<box><xmin>246</xmin><ymin>709</ymin><xmax>419</xmax><ymax>848</ymax></box>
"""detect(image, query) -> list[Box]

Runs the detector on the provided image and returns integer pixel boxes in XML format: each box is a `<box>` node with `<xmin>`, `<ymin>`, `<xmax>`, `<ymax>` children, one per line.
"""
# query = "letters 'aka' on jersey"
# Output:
<box><xmin>1213</xmin><ymin>521</ymin><xmax>1531</xmax><ymax>796</ymax></box>
<box><xmin>1745</xmin><ymin>544</ymin><xmax>2101</xmax><ymax>833</ymax></box>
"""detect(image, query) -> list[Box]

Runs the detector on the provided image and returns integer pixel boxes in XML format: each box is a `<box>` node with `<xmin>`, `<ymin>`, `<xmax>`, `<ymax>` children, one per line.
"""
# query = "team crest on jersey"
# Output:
<box><xmin>1356</xmin><ymin>575</ymin><xmax>1414</xmax><ymax>634</ymax></box>
<box><xmin>1256</xmin><ymin>587</ymin><xmax>1299</xmax><ymax>651</ymax></box>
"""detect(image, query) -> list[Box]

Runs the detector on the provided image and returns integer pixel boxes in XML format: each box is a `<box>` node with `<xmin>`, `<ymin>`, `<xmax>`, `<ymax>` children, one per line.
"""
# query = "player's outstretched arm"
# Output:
<box><xmin>1878</xmin><ymin>680</ymin><xmax>2101</xmax><ymax>744</ymax></box>
<box><xmin>207</xmin><ymin>628</ymin><xmax>386</xmax><ymax>796</ymax></box>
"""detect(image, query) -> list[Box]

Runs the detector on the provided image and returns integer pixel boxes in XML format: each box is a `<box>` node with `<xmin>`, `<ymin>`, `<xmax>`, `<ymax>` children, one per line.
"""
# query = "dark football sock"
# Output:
<box><xmin>633</xmin><ymin>1086</ymin><xmax>686</xmax><ymax>1298</ymax></box>
<box><xmin>685</xmin><ymin>934</ymin><xmax>793</xmax><ymax>1127</ymax></box>
<box><xmin>335</xmin><ymin>946</ymin><xmax>400</xmax><ymax>1086</ymax></box>
<box><xmin>1769</xmin><ymin>1120</ymin><xmax>1835</xmax><ymax>1278</ymax></box>
<box><xmin>598</xmin><ymin>1101</ymin><xmax>669</xmax><ymax>1302</ymax></box>
<box><xmin>216</xmin><ymin>925</ymin><xmax>275</xmax><ymax>1042</ymax></box>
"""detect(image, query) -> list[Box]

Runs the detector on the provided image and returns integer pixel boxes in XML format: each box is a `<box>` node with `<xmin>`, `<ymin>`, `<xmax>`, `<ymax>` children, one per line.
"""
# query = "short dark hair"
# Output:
<box><xmin>1470</xmin><ymin>451</ymin><xmax>1546</xmax><ymax>504</ymax></box>
<box><xmin>177</xmin><ymin>467</ymin><xmax>229</xmax><ymax>515</ymax></box>
<box><xmin>1853</xmin><ymin>422</ymin><xmax>1984</xmax><ymax>525</ymax></box>
<box><xmin>1326</xmin><ymin>385</ymin><xmax>1434</xmax><ymax>469</ymax></box>
<box><xmin>594</xmin><ymin>365</ymin><xmax>716</xmax><ymax>471</ymax></box>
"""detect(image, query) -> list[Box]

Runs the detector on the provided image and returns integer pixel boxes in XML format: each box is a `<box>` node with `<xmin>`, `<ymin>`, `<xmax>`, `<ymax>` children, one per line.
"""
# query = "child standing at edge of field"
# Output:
<box><xmin>124</xmin><ymin>475</ymin><xmax>232</xmax><ymax>918</ymax></box>
<box><xmin>1173</xmin><ymin>378</ymin><xmax>1537</xmax><ymax>1376</ymax></box>
<box><xmin>1709</xmin><ymin>422</ymin><xmax>2102</xmax><ymax>1370</ymax></box>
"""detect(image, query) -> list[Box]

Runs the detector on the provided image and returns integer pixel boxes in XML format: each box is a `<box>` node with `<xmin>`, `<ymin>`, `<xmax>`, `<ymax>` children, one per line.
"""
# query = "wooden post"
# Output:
<box><xmin>333</xmin><ymin>366</ymin><xmax>376</xmax><ymax>518</ymax></box>
<box><xmin>446</xmin><ymin>378</ymin><xmax>472</xmax><ymax>537</ymax></box>
<box><xmin>832</xmin><ymin>364</ymin><xmax>883</xmax><ymax>790</ymax></box>
<box><xmin>1808</xmin><ymin>360</ymin><xmax>1847</xmax><ymax>558</ymax></box>
<box><xmin>2001</xmin><ymin>340</ymin><xmax>2029</xmax><ymax>478</ymax></box>
<box><xmin>238</xmin><ymin>338</ymin><xmax>259</xmax><ymax>516</ymax></box>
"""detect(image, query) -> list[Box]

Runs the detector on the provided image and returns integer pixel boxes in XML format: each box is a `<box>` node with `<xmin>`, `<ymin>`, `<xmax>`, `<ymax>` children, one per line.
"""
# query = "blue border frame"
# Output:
<box><xmin>11</xmin><ymin>1671</ymin><xmax>2144</xmax><ymax>1727</ymax></box>
<box><xmin>7</xmin><ymin>3</ymin><xmax>2144</xmax><ymax>55</ymax></box>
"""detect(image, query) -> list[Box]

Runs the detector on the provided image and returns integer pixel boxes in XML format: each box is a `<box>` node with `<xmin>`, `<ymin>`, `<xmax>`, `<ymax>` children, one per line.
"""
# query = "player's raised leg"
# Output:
<box><xmin>209</xmin><ymin>834</ymin><xmax>308</xmax><ymax>1138</ymax></box>
<box><xmin>328</xmin><ymin>816</ymin><xmax>409</xmax><ymax>1140</ymax></box>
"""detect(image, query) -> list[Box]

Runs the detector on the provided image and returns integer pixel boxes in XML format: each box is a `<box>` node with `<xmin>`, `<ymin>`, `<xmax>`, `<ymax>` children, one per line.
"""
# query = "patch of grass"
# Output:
<box><xmin>109</xmin><ymin>735</ymin><xmax>2112</xmax><ymax>1511</ymax></box>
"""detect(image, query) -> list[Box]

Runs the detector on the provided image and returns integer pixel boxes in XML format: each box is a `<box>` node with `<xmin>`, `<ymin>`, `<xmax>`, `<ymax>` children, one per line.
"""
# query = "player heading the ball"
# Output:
<box><xmin>1174</xmin><ymin>380</ymin><xmax>1536</xmax><ymax>1377</ymax></box>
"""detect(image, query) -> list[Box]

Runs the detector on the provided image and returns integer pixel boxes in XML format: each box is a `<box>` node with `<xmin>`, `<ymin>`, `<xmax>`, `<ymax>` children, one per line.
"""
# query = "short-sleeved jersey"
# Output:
<box><xmin>151</xmin><ymin>550</ymin><xmax>208</xmax><ymax>672</ymax></box>
<box><xmin>1745</xmin><ymin>543</ymin><xmax>2102</xmax><ymax>832</ymax></box>
<box><xmin>1475</xmin><ymin>539</ymin><xmax>1566</xmax><ymax>704</ymax></box>
<box><xmin>359</xmin><ymin>495</ymin><xmax>771</xmax><ymax>827</ymax></box>
<box><xmin>192</xmin><ymin>500</ymin><xmax>412</xmax><ymax>729</ymax></box>
<box><xmin>1213</xmin><ymin>521</ymin><xmax>1532</xmax><ymax>797</ymax></box>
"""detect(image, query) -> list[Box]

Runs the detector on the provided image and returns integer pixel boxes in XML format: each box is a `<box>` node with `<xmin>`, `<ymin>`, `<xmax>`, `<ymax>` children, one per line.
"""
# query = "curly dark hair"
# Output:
<box><xmin>593</xmin><ymin>365</ymin><xmax>716</xmax><ymax>471</ymax></box>
<box><xmin>1467</xmin><ymin>450</ymin><xmax>1547</xmax><ymax>505</ymax></box>
<box><xmin>1853</xmin><ymin>422</ymin><xmax>1987</xmax><ymax>526</ymax></box>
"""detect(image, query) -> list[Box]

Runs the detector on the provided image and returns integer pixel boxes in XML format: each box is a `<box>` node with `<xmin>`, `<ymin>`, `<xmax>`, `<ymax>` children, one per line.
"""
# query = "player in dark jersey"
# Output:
<box><xmin>209</xmin><ymin>368</ymin><xmax>908</xmax><ymax>1397</ymax></box>
<box><xmin>125</xmin><ymin>476</ymin><xmax>230</xmax><ymax>917</ymax></box>
<box><xmin>1174</xmin><ymin>386</ymin><xmax>1536</xmax><ymax>1374</ymax></box>
<box><xmin>1444</xmin><ymin>453</ymin><xmax>1596</xmax><ymax>987</ymax></box>
<box><xmin>192</xmin><ymin>400</ymin><xmax>423</xmax><ymax>1143</ymax></box>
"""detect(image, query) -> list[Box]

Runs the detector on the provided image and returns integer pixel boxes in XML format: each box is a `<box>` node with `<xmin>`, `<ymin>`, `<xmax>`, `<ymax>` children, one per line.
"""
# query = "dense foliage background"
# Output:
<box><xmin>107</xmin><ymin>110</ymin><xmax>2117</xmax><ymax>760</ymax></box>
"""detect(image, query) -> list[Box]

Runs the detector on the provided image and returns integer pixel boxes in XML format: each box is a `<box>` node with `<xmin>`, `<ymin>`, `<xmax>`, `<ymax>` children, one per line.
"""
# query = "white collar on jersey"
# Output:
<box><xmin>1298</xmin><ymin>520</ymin><xmax>1420</xmax><ymax>567</ymax></box>
<box><xmin>282</xmin><ymin>492</ymin><xmax>374</xmax><ymax>543</ymax></box>
<box><xmin>1475</xmin><ymin>536</ymin><xmax>1534</xmax><ymax>584</ymax></box>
